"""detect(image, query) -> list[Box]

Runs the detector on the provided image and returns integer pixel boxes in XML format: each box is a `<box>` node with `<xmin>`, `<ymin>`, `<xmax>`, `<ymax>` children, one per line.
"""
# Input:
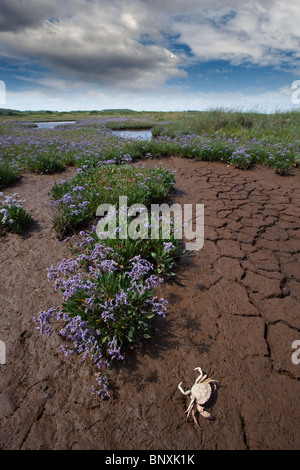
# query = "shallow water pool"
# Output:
<box><xmin>112</xmin><ymin>129</ymin><xmax>152</xmax><ymax>141</ymax></box>
<box><xmin>34</xmin><ymin>121</ymin><xmax>76</xmax><ymax>129</ymax></box>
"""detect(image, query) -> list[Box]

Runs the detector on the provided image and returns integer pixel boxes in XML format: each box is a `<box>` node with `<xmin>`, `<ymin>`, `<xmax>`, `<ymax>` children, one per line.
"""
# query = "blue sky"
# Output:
<box><xmin>0</xmin><ymin>0</ymin><xmax>299</xmax><ymax>112</ymax></box>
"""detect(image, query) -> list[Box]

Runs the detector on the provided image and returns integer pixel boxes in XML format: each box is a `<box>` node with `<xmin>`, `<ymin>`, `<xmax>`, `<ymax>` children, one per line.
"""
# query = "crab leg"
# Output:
<box><xmin>203</xmin><ymin>378</ymin><xmax>218</xmax><ymax>387</ymax></box>
<box><xmin>194</xmin><ymin>367</ymin><xmax>203</xmax><ymax>383</ymax></box>
<box><xmin>178</xmin><ymin>382</ymin><xmax>191</xmax><ymax>395</ymax></box>
<box><xmin>186</xmin><ymin>397</ymin><xmax>195</xmax><ymax>418</ymax></box>
<box><xmin>191</xmin><ymin>408</ymin><xmax>201</xmax><ymax>429</ymax></box>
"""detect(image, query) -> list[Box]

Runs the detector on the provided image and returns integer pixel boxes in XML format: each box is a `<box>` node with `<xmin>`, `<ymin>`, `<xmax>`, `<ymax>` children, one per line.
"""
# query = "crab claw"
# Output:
<box><xmin>200</xmin><ymin>410</ymin><xmax>211</xmax><ymax>419</ymax></box>
<box><xmin>197</xmin><ymin>404</ymin><xmax>213</xmax><ymax>420</ymax></box>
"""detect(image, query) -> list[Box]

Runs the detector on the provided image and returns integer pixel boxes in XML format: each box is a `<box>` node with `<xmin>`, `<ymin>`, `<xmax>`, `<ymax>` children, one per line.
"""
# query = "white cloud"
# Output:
<box><xmin>172</xmin><ymin>0</ymin><xmax>300</xmax><ymax>68</ymax></box>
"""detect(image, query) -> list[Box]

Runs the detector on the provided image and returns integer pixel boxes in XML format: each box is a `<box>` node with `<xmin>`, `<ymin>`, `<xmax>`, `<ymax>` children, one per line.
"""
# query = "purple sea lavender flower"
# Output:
<box><xmin>33</xmin><ymin>307</ymin><xmax>58</xmax><ymax>336</ymax></box>
<box><xmin>107</xmin><ymin>337</ymin><xmax>124</xmax><ymax>361</ymax></box>
<box><xmin>128</xmin><ymin>255</ymin><xmax>153</xmax><ymax>281</ymax></box>
<box><xmin>99</xmin><ymin>259</ymin><xmax>118</xmax><ymax>273</ymax></box>
<box><xmin>163</xmin><ymin>241</ymin><xmax>175</xmax><ymax>252</ymax></box>
<box><xmin>47</xmin><ymin>257</ymin><xmax>79</xmax><ymax>281</ymax></box>
<box><xmin>72</xmin><ymin>185</ymin><xmax>86</xmax><ymax>192</ymax></box>
<box><xmin>144</xmin><ymin>274</ymin><xmax>163</xmax><ymax>290</ymax></box>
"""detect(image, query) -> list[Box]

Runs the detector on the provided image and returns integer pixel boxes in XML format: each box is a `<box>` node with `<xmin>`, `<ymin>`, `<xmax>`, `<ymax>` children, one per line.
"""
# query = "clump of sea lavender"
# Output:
<box><xmin>34</xmin><ymin>229</ymin><xmax>168</xmax><ymax>398</ymax></box>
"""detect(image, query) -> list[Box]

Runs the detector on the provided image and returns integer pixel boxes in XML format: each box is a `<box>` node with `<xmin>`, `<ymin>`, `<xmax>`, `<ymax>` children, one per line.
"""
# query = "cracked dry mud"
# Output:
<box><xmin>0</xmin><ymin>157</ymin><xmax>299</xmax><ymax>450</ymax></box>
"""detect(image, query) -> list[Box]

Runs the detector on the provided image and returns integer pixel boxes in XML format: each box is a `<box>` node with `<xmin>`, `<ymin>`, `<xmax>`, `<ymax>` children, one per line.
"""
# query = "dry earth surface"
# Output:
<box><xmin>0</xmin><ymin>157</ymin><xmax>299</xmax><ymax>450</ymax></box>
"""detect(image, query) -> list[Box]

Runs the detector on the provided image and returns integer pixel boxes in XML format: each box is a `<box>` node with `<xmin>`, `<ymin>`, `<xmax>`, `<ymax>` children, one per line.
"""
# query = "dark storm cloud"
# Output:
<box><xmin>0</xmin><ymin>0</ymin><xmax>57</xmax><ymax>32</ymax></box>
<box><xmin>0</xmin><ymin>1</ymin><xmax>184</xmax><ymax>89</ymax></box>
<box><xmin>40</xmin><ymin>43</ymin><xmax>180</xmax><ymax>85</ymax></box>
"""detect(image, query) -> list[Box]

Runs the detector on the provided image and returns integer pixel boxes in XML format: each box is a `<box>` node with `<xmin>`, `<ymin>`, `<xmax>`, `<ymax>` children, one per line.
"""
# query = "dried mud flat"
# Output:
<box><xmin>0</xmin><ymin>157</ymin><xmax>299</xmax><ymax>451</ymax></box>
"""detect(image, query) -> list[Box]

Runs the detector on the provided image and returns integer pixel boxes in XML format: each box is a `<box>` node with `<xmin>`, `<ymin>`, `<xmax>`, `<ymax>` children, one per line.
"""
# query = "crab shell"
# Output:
<box><xmin>191</xmin><ymin>382</ymin><xmax>212</xmax><ymax>405</ymax></box>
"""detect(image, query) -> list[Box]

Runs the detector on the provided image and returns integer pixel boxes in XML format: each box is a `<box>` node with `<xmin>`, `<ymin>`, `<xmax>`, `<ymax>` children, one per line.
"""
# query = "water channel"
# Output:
<box><xmin>34</xmin><ymin>121</ymin><xmax>76</xmax><ymax>129</ymax></box>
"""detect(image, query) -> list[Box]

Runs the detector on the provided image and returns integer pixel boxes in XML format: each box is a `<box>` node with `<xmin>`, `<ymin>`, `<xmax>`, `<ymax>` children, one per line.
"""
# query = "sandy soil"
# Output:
<box><xmin>0</xmin><ymin>157</ymin><xmax>299</xmax><ymax>450</ymax></box>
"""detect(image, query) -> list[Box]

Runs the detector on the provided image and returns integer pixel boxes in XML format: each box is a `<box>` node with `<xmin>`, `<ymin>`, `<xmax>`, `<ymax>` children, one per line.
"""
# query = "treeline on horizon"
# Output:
<box><xmin>0</xmin><ymin>108</ymin><xmax>132</xmax><ymax>116</ymax></box>
<box><xmin>1</xmin><ymin>107</ymin><xmax>299</xmax><ymax>117</ymax></box>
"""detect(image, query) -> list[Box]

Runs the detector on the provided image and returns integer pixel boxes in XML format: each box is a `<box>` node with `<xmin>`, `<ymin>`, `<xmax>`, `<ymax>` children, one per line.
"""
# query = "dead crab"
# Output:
<box><xmin>178</xmin><ymin>367</ymin><xmax>218</xmax><ymax>427</ymax></box>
